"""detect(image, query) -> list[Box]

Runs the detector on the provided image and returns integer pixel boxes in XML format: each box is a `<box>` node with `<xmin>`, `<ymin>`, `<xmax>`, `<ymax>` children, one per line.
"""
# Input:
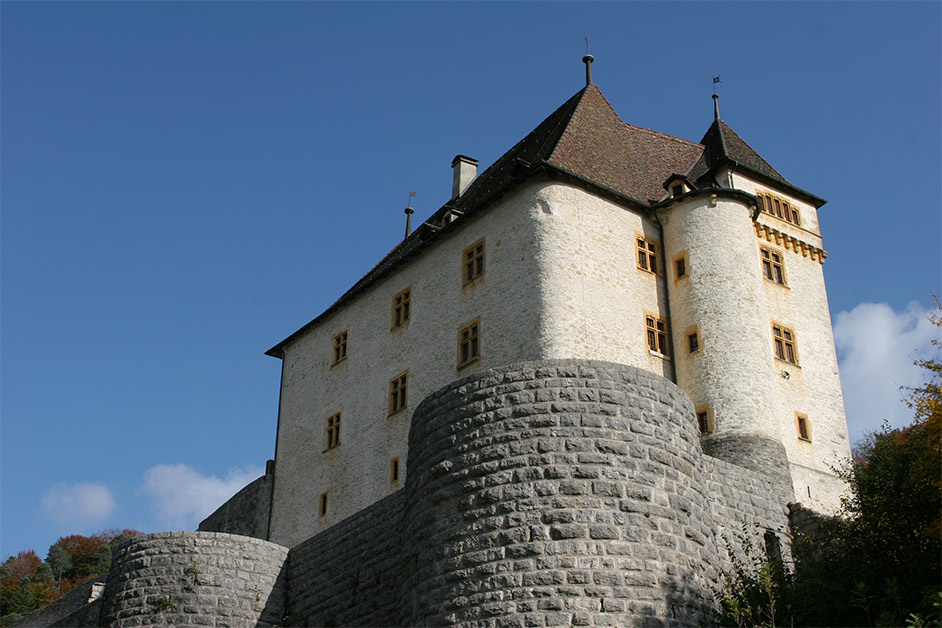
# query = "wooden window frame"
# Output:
<box><xmin>388</xmin><ymin>370</ymin><xmax>409</xmax><ymax>416</ymax></box>
<box><xmin>757</xmin><ymin>190</ymin><xmax>801</xmax><ymax>226</ymax></box>
<box><xmin>795</xmin><ymin>412</ymin><xmax>812</xmax><ymax>442</ymax></box>
<box><xmin>772</xmin><ymin>322</ymin><xmax>799</xmax><ymax>365</ymax></box>
<box><xmin>457</xmin><ymin>317</ymin><xmax>482</xmax><ymax>368</ymax></box>
<box><xmin>462</xmin><ymin>238</ymin><xmax>486</xmax><ymax>286</ymax></box>
<box><xmin>636</xmin><ymin>233</ymin><xmax>660</xmax><ymax>275</ymax></box>
<box><xmin>391</xmin><ymin>286</ymin><xmax>412</xmax><ymax>330</ymax></box>
<box><xmin>644</xmin><ymin>312</ymin><xmax>670</xmax><ymax>358</ymax></box>
<box><xmin>323</xmin><ymin>412</ymin><xmax>341</xmax><ymax>451</ymax></box>
<box><xmin>318</xmin><ymin>492</ymin><xmax>328</xmax><ymax>518</ymax></box>
<box><xmin>695</xmin><ymin>404</ymin><xmax>714</xmax><ymax>435</ymax></box>
<box><xmin>760</xmin><ymin>247</ymin><xmax>787</xmax><ymax>286</ymax></box>
<box><xmin>331</xmin><ymin>329</ymin><xmax>348</xmax><ymax>366</ymax></box>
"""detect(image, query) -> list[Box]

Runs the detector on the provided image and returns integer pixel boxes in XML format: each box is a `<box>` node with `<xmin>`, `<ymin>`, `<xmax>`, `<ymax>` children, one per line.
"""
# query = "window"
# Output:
<box><xmin>687</xmin><ymin>330</ymin><xmax>700</xmax><ymax>355</ymax></box>
<box><xmin>318</xmin><ymin>492</ymin><xmax>328</xmax><ymax>518</ymax></box>
<box><xmin>670</xmin><ymin>183</ymin><xmax>685</xmax><ymax>198</ymax></box>
<box><xmin>636</xmin><ymin>234</ymin><xmax>659</xmax><ymax>274</ymax></box>
<box><xmin>462</xmin><ymin>238</ymin><xmax>485</xmax><ymax>285</ymax></box>
<box><xmin>695</xmin><ymin>404</ymin><xmax>713</xmax><ymax>435</ymax></box>
<box><xmin>392</xmin><ymin>287</ymin><xmax>411</xmax><ymax>329</ymax></box>
<box><xmin>761</xmin><ymin>247</ymin><xmax>786</xmax><ymax>285</ymax></box>
<box><xmin>458</xmin><ymin>318</ymin><xmax>481</xmax><ymax>367</ymax></box>
<box><xmin>772</xmin><ymin>323</ymin><xmax>799</xmax><ymax>365</ymax></box>
<box><xmin>332</xmin><ymin>330</ymin><xmax>348</xmax><ymax>365</ymax></box>
<box><xmin>388</xmin><ymin>371</ymin><xmax>409</xmax><ymax>416</ymax></box>
<box><xmin>674</xmin><ymin>255</ymin><xmax>687</xmax><ymax>280</ymax></box>
<box><xmin>645</xmin><ymin>313</ymin><xmax>669</xmax><ymax>357</ymax></box>
<box><xmin>756</xmin><ymin>191</ymin><xmax>801</xmax><ymax>226</ymax></box>
<box><xmin>796</xmin><ymin>413</ymin><xmax>811</xmax><ymax>442</ymax></box>
<box><xmin>324</xmin><ymin>412</ymin><xmax>341</xmax><ymax>450</ymax></box>
<box><xmin>390</xmin><ymin>457</ymin><xmax>400</xmax><ymax>486</ymax></box>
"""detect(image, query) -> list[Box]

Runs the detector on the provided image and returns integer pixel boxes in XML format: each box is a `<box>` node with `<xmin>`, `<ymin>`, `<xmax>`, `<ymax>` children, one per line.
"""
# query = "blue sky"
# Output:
<box><xmin>2</xmin><ymin>2</ymin><xmax>939</xmax><ymax>560</ymax></box>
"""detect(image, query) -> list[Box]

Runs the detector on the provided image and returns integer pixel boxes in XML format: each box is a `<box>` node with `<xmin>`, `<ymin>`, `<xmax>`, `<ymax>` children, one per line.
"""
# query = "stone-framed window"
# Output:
<box><xmin>318</xmin><ymin>492</ymin><xmax>328</xmax><ymax>518</ymax></box>
<box><xmin>757</xmin><ymin>190</ymin><xmax>801</xmax><ymax>226</ymax></box>
<box><xmin>324</xmin><ymin>412</ymin><xmax>341</xmax><ymax>451</ymax></box>
<box><xmin>331</xmin><ymin>329</ymin><xmax>348</xmax><ymax>366</ymax></box>
<box><xmin>645</xmin><ymin>313</ymin><xmax>669</xmax><ymax>357</ymax></box>
<box><xmin>695</xmin><ymin>404</ymin><xmax>714</xmax><ymax>435</ymax></box>
<box><xmin>458</xmin><ymin>318</ymin><xmax>481</xmax><ymax>368</ymax></box>
<box><xmin>388</xmin><ymin>371</ymin><xmax>409</xmax><ymax>416</ymax></box>
<box><xmin>673</xmin><ymin>251</ymin><xmax>689</xmax><ymax>281</ymax></box>
<box><xmin>761</xmin><ymin>247</ymin><xmax>786</xmax><ymax>285</ymax></box>
<box><xmin>796</xmin><ymin>412</ymin><xmax>812</xmax><ymax>442</ymax></box>
<box><xmin>462</xmin><ymin>238</ymin><xmax>485</xmax><ymax>285</ymax></box>
<box><xmin>636</xmin><ymin>233</ymin><xmax>659</xmax><ymax>274</ymax></box>
<box><xmin>390</xmin><ymin>457</ymin><xmax>400</xmax><ymax>487</ymax></box>
<box><xmin>391</xmin><ymin>286</ymin><xmax>412</xmax><ymax>329</ymax></box>
<box><xmin>685</xmin><ymin>325</ymin><xmax>702</xmax><ymax>356</ymax></box>
<box><xmin>772</xmin><ymin>322</ymin><xmax>799</xmax><ymax>365</ymax></box>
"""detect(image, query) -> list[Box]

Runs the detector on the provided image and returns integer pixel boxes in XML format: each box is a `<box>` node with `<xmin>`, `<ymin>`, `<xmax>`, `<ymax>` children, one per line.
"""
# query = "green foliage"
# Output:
<box><xmin>715</xmin><ymin>526</ymin><xmax>791</xmax><ymax>628</ymax></box>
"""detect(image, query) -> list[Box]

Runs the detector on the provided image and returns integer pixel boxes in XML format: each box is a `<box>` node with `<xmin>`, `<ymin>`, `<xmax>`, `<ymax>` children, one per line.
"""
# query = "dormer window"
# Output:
<box><xmin>670</xmin><ymin>183</ymin><xmax>685</xmax><ymax>198</ymax></box>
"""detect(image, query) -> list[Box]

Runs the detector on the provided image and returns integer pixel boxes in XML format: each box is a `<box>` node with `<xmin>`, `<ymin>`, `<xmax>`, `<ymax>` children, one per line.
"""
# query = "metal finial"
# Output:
<box><xmin>404</xmin><ymin>191</ymin><xmax>416</xmax><ymax>239</ymax></box>
<box><xmin>712</xmin><ymin>76</ymin><xmax>721</xmax><ymax>121</ymax></box>
<box><xmin>582</xmin><ymin>39</ymin><xmax>594</xmax><ymax>87</ymax></box>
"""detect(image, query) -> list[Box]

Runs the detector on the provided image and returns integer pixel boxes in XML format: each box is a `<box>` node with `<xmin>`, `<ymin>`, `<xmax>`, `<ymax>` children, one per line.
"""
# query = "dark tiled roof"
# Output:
<box><xmin>699</xmin><ymin>119</ymin><xmax>825</xmax><ymax>207</ymax></box>
<box><xmin>267</xmin><ymin>84</ymin><xmax>820</xmax><ymax>357</ymax></box>
<box><xmin>548</xmin><ymin>86</ymin><xmax>704</xmax><ymax>204</ymax></box>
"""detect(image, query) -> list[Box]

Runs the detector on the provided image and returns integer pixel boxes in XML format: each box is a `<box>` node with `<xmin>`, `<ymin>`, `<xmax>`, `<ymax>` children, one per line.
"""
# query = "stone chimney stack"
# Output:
<box><xmin>451</xmin><ymin>155</ymin><xmax>478</xmax><ymax>199</ymax></box>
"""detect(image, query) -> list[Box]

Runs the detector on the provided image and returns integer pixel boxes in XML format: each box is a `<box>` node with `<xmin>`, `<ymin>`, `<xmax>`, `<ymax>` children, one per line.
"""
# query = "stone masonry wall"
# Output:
<box><xmin>400</xmin><ymin>360</ymin><xmax>723</xmax><ymax>628</ymax></box>
<box><xmin>99</xmin><ymin>532</ymin><xmax>288</xmax><ymax>628</ymax></box>
<box><xmin>198</xmin><ymin>472</ymin><xmax>273</xmax><ymax>539</ymax></box>
<box><xmin>284</xmin><ymin>491</ymin><xmax>405</xmax><ymax>627</ymax></box>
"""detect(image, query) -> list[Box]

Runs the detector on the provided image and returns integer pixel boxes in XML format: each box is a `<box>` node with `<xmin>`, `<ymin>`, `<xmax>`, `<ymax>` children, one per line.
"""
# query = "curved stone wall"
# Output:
<box><xmin>401</xmin><ymin>360</ymin><xmax>722</xmax><ymax>628</ymax></box>
<box><xmin>99</xmin><ymin>531</ymin><xmax>288</xmax><ymax>628</ymax></box>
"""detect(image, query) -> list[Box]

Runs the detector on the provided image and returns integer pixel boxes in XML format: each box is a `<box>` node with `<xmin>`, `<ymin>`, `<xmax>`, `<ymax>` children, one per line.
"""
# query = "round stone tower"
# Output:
<box><xmin>657</xmin><ymin>190</ymin><xmax>793</xmax><ymax>492</ymax></box>
<box><xmin>400</xmin><ymin>359</ymin><xmax>722</xmax><ymax>628</ymax></box>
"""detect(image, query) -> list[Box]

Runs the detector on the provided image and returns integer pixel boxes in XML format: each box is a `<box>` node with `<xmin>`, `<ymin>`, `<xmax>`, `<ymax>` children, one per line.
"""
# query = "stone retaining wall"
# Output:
<box><xmin>99</xmin><ymin>531</ymin><xmax>288</xmax><ymax>628</ymax></box>
<box><xmin>400</xmin><ymin>360</ymin><xmax>723</xmax><ymax>628</ymax></box>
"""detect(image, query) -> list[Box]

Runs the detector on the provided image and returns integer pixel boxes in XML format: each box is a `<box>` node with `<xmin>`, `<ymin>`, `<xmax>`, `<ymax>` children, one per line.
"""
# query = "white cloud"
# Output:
<box><xmin>833</xmin><ymin>301</ymin><xmax>936</xmax><ymax>445</ymax></box>
<box><xmin>140</xmin><ymin>463</ymin><xmax>263</xmax><ymax>529</ymax></box>
<box><xmin>40</xmin><ymin>483</ymin><xmax>116</xmax><ymax>528</ymax></box>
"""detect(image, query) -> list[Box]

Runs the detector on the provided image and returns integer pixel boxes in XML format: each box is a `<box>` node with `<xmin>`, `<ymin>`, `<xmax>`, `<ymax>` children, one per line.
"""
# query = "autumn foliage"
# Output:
<box><xmin>0</xmin><ymin>529</ymin><xmax>141</xmax><ymax>627</ymax></box>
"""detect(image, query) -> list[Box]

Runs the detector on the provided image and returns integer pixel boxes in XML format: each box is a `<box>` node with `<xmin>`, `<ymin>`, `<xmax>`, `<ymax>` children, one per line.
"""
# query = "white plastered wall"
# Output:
<box><xmin>270</xmin><ymin>180</ymin><xmax>555</xmax><ymax>548</ymax></box>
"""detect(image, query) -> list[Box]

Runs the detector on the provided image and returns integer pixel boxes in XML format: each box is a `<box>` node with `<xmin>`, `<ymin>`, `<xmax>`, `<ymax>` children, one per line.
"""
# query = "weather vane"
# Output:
<box><xmin>584</xmin><ymin>35</ymin><xmax>589</xmax><ymax>56</ymax></box>
<box><xmin>407</xmin><ymin>190</ymin><xmax>417</xmax><ymax>207</ymax></box>
<box><xmin>712</xmin><ymin>75</ymin><xmax>721</xmax><ymax>95</ymax></box>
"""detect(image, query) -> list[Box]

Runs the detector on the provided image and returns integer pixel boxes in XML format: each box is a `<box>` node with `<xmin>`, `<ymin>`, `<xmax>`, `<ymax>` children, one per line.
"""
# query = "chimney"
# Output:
<box><xmin>451</xmin><ymin>155</ymin><xmax>478</xmax><ymax>199</ymax></box>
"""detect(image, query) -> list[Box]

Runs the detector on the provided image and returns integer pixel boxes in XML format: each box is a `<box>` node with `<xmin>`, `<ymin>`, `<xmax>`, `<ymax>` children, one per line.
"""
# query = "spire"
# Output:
<box><xmin>583</xmin><ymin>36</ymin><xmax>594</xmax><ymax>86</ymax></box>
<box><xmin>712</xmin><ymin>75</ymin><xmax>721</xmax><ymax>121</ymax></box>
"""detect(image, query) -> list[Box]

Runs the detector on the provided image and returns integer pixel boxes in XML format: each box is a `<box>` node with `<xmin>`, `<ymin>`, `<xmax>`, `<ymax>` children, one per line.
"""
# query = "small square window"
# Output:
<box><xmin>761</xmin><ymin>247</ymin><xmax>786</xmax><ymax>285</ymax></box>
<box><xmin>389</xmin><ymin>371</ymin><xmax>409</xmax><ymax>416</ymax></box>
<box><xmin>687</xmin><ymin>331</ymin><xmax>700</xmax><ymax>354</ymax></box>
<box><xmin>462</xmin><ymin>239</ymin><xmax>485</xmax><ymax>285</ymax></box>
<box><xmin>392</xmin><ymin>287</ymin><xmax>412</xmax><ymax>329</ymax></box>
<box><xmin>636</xmin><ymin>234</ymin><xmax>659</xmax><ymax>274</ymax></box>
<box><xmin>324</xmin><ymin>412</ymin><xmax>341</xmax><ymax>450</ymax></box>
<box><xmin>695</xmin><ymin>404</ymin><xmax>713</xmax><ymax>435</ymax></box>
<box><xmin>318</xmin><ymin>492</ymin><xmax>328</xmax><ymax>518</ymax></box>
<box><xmin>458</xmin><ymin>318</ymin><xmax>481</xmax><ymax>367</ymax></box>
<box><xmin>332</xmin><ymin>330</ymin><xmax>348</xmax><ymax>365</ymax></box>
<box><xmin>671</xmin><ymin>183</ymin><xmax>685</xmax><ymax>198</ymax></box>
<box><xmin>796</xmin><ymin>413</ymin><xmax>811</xmax><ymax>442</ymax></box>
<box><xmin>772</xmin><ymin>322</ymin><xmax>799</xmax><ymax>365</ymax></box>
<box><xmin>645</xmin><ymin>313</ymin><xmax>669</xmax><ymax>357</ymax></box>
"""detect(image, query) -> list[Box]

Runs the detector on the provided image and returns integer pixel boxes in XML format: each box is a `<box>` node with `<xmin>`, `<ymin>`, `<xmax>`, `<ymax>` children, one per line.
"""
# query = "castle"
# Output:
<box><xmin>24</xmin><ymin>58</ymin><xmax>850</xmax><ymax>628</ymax></box>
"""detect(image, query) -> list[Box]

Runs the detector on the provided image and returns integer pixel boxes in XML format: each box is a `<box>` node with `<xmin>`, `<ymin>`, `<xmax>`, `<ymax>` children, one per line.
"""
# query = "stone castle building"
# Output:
<box><xmin>25</xmin><ymin>58</ymin><xmax>850</xmax><ymax>627</ymax></box>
